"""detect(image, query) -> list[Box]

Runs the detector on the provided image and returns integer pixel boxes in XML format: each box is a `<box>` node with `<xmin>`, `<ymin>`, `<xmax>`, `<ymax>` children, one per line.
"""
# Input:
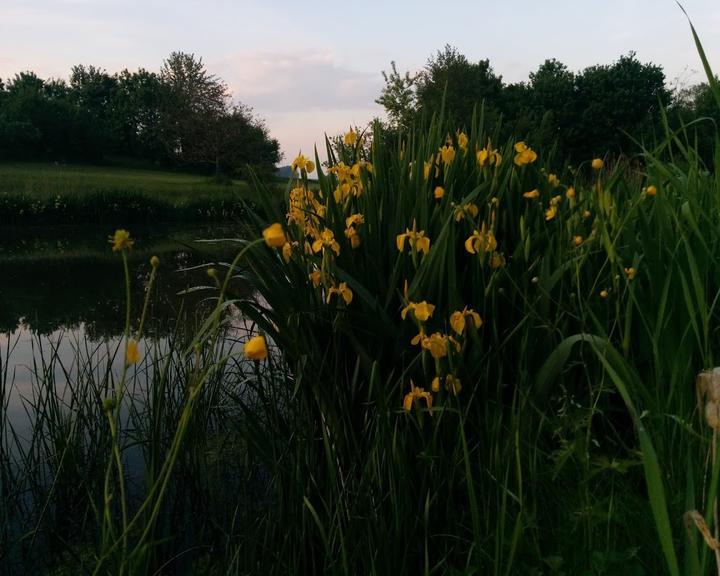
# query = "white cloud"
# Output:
<box><xmin>213</xmin><ymin>50</ymin><xmax>383</xmax><ymax>113</ymax></box>
<box><xmin>208</xmin><ymin>50</ymin><xmax>387</xmax><ymax>159</ymax></box>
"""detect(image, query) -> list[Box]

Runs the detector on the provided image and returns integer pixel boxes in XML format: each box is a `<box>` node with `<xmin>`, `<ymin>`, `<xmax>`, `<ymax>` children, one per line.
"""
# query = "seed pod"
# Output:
<box><xmin>706</xmin><ymin>402</ymin><xmax>720</xmax><ymax>430</ymax></box>
<box><xmin>697</xmin><ymin>368</ymin><xmax>720</xmax><ymax>429</ymax></box>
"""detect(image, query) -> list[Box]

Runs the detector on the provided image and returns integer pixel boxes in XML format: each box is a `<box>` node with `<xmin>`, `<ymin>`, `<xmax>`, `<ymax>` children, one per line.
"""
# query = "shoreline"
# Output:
<box><xmin>0</xmin><ymin>161</ymin><xmax>283</xmax><ymax>224</ymax></box>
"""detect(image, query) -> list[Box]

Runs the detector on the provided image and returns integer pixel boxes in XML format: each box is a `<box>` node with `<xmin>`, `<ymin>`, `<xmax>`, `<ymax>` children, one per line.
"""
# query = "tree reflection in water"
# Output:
<box><xmin>0</xmin><ymin>225</ymin><xmax>250</xmax><ymax>337</ymax></box>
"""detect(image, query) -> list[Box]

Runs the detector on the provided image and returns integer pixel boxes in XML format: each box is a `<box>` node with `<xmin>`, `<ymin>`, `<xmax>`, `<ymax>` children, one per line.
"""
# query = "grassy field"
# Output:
<box><xmin>0</xmin><ymin>162</ymin><xmax>278</xmax><ymax>224</ymax></box>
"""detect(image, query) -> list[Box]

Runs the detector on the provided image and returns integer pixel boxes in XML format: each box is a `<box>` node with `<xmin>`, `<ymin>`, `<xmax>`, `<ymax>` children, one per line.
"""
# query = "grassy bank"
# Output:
<box><xmin>0</xmin><ymin>162</ymin><xmax>277</xmax><ymax>224</ymax></box>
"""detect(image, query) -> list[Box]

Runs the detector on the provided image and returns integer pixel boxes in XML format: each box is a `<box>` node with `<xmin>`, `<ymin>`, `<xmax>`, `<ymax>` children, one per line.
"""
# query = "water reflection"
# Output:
<box><xmin>1</xmin><ymin>224</ymin><xmax>250</xmax><ymax>439</ymax></box>
<box><xmin>0</xmin><ymin>225</ymin><xmax>248</xmax><ymax>336</ymax></box>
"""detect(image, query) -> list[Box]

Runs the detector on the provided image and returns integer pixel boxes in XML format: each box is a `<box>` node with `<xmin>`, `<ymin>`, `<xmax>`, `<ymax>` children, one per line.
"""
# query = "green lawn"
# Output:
<box><xmin>0</xmin><ymin>162</ymin><xmax>281</xmax><ymax>224</ymax></box>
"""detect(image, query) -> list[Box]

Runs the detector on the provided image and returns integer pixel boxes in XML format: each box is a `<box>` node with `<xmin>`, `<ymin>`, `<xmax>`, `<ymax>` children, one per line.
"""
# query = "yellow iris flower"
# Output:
<box><xmin>403</xmin><ymin>381</ymin><xmax>433</xmax><ymax>412</ymax></box>
<box><xmin>126</xmin><ymin>339</ymin><xmax>141</xmax><ymax>365</ymax></box>
<box><xmin>450</xmin><ymin>307</ymin><xmax>482</xmax><ymax>335</ymax></box>
<box><xmin>244</xmin><ymin>335</ymin><xmax>268</xmax><ymax>361</ymax></box>
<box><xmin>513</xmin><ymin>141</ymin><xmax>537</xmax><ymax>166</ymax></box>
<box><xmin>397</xmin><ymin>222</ymin><xmax>431</xmax><ymax>255</ymax></box>
<box><xmin>545</xmin><ymin>205</ymin><xmax>558</xmax><ymax>221</ymax></box>
<box><xmin>421</xmin><ymin>332</ymin><xmax>448</xmax><ymax>359</ymax></box>
<box><xmin>476</xmin><ymin>142</ymin><xmax>502</xmax><ymax>167</ymax></box>
<box><xmin>464</xmin><ymin>224</ymin><xmax>497</xmax><ymax>254</ymax></box>
<box><xmin>445</xmin><ymin>374</ymin><xmax>462</xmax><ymax>395</ymax></box>
<box><xmin>345</xmin><ymin>214</ymin><xmax>364</xmax><ymax>228</ymax></box>
<box><xmin>291</xmin><ymin>154</ymin><xmax>315</xmax><ymax>174</ymax></box>
<box><xmin>401</xmin><ymin>301</ymin><xmax>436</xmax><ymax>322</ymax></box>
<box><xmin>263</xmin><ymin>223</ymin><xmax>287</xmax><ymax>248</ymax></box>
<box><xmin>457</xmin><ymin>131</ymin><xmax>469</xmax><ymax>152</ymax></box>
<box><xmin>490</xmin><ymin>252</ymin><xmax>506</xmax><ymax>268</ymax></box>
<box><xmin>312</xmin><ymin>229</ymin><xmax>340</xmax><ymax>256</ymax></box>
<box><xmin>344</xmin><ymin>214</ymin><xmax>364</xmax><ymax>249</ymax></box>
<box><xmin>440</xmin><ymin>144</ymin><xmax>456</xmax><ymax>166</ymax></box>
<box><xmin>109</xmin><ymin>229</ymin><xmax>134</xmax><ymax>252</ymax></box>
<box><xmin>344</xmin><ymin>129</ymin><xmax>358</xmax><ymax>146</ymax></box>
<box><xmin>454</xmin><ymin>204</ymin><xmax>479</xmax><ymax>222</ymax></box>
<box><xmin>344</xmin><ymin>228</ymin><xmax>361</xmax><ymax>248</ymax></box>
<box><xmin>327</xmin><ymin>282</ymin><xmax>353</xmax><ymax>305</ymax></box>
<box><xmin>431</xmin><ymin>376</ymin><xmax>441</xmax><ymax>393</ymax></box>
<box><xmin>410</xmin><ymin>328</ymin><xmax>426</xmax><ymax>347</ymax></box>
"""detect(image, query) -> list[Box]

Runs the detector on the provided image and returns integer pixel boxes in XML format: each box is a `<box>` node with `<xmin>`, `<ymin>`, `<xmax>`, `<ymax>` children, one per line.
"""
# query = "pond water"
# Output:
<box><xmin>0</xmin><ymin>224</ymin><xmax>248</xmax><ymax>442</ymax></box>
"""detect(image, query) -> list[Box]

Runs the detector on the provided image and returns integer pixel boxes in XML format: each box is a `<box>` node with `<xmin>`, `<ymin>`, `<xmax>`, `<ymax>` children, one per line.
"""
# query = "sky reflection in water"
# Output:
<box><xmin>0</xmin><ymin>225</ymin><xmax>249</xmax><ymax>440</ymax></box>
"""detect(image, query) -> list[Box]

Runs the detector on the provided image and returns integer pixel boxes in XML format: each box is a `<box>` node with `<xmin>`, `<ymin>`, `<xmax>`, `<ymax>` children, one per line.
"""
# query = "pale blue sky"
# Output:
<box><xmin>1</xmin><ymin>0</ymin><xmax>718</xmax><ymax>161</ymax></box>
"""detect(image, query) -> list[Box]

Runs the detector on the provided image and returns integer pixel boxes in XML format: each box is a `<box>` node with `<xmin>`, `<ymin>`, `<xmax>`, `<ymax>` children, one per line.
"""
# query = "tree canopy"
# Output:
<box><xmin>377</xmin><ymin>48</ymin><xmax>704</xmax><ymax>163</ymax></box>
<box><xmin>0</xmin><ymin>53</ymin><xmax>280</xmax><ymax>177</ymax></box>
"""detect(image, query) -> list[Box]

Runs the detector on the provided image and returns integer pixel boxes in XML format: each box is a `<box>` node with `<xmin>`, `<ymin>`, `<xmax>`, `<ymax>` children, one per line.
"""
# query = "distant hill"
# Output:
<box><xmin>276</xmin><ymin>165</ymin><xmax>318</xmax><ymax>182</ymax></box>
<box><xmin>276</xmin><ymin>166</ymin><xmax>294</xmax><ymax>179</ymax></box>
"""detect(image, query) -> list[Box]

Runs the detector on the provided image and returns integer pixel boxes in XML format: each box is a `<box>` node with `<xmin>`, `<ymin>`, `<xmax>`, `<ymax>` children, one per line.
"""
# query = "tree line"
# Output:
<box><xmin>0</xmin><ymin>52</ymin><xmax>280</xmax><ymax>178</ymax></box>
<box><xmin>377</xmin><ymin>46</ymin><xmax>719</xmax><ymax>164</ymax></box>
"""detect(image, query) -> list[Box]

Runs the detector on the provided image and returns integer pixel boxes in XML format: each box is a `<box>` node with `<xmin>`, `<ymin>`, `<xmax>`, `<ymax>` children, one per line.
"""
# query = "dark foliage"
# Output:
<box><xmin>0</xmin><ymin>53</ymin><xmax>281</xmax><ymax>177</ymax></box>
<box><xmin>377</xmin><ymin>47</ymin><xmax>711</xmax><ymax>164</ymax></box>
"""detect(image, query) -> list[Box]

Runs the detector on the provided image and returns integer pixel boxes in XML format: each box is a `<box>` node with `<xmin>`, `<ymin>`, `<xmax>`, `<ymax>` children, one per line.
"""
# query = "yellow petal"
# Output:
<box><xmin>450</xmin><ymin>311</ymin><xmax>465</xmax><ymax>335</ymax></box>
<box><xmin>445</xmin><ymin>375</ymin><xmax>462</xmax><ymax>395</ymax></box>
<box><xmin>403</xmin><ymin>393</ymin><xmax>413</xmax><ymax>412</ymax></box>
<box><xmin>464</xmin><ymin>235</ymin><xmax>477</xmax><ymax>254</ymax></box>
<box><xmin>244</xmin><ymin>335</ymin><xmax>268</xmax><ymax>361</ymax></box>
<box><xmin>262</xmin><ymin>223</ymin><xmax>286</xmax><ymax>248</ymax></box>
<box><xmin>282</xmin><ymin>242</ymin><xmax>292</xmax><ymax>263</ymax></box>
<box><xmin>413</xmin><ymin>301</ymin><xmax>435</xmax><ymax>322</ymax></box>
<box><xmin>423</xmin><ymin>392</ymin><xmax>433</xmax><ymax>409</ymax></box>
<box><xmin>110</xmin><ymin>229</ymin><xmax>134</xmax><ymax>252</ymax></box>
<box><xmin>431</xmin><ymin>377</ymin><xmax>440</xmax><ymax>393</ymax></box>
<box><xmin>396</xmin><ymin>233</ymin><xmax>407</xmax><ymax>251</ymax></box>
<box><xmin>340</xmin><ymin>283</ymin><xmax>353</xmax><ymax>305</ymax></box>
<box><xmin>417</xmin><ymin>236</ymin><xmax>430</xmax><ymax>254</ymax></box>
<box><xmin>125</xmin><ymin>339</ymin><xmax>141</xmax><ymax>365</ymax></box>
